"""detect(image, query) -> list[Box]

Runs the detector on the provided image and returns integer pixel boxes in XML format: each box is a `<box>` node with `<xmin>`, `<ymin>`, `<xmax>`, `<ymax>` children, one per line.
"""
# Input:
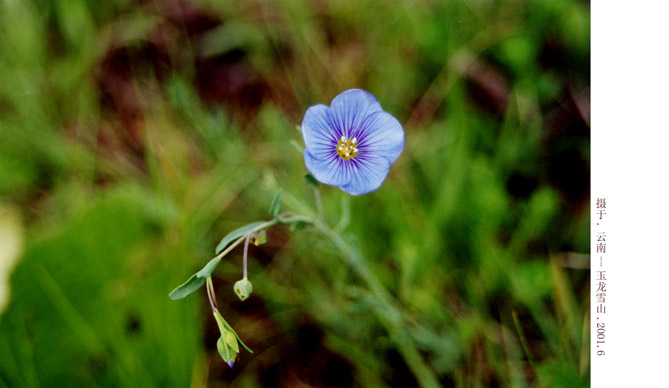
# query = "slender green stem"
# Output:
<box><xmin>314</xmin><ymin>222</ymin><xmax>386</xmax><ymax>297</ymax></box>
<box><xmin>288</xmin><ymin>187</ymin><xmax>438</xmax><ymax>386</ymax></box>
<box><xmin>334</xmin><ymin>193</ymin><xmax>350</xmax><ymax>233</ymax></box>
<box><xmin>277</xmin><ymin>213</ymin><xmax>313</xmax><ymax>224</ymax></box>
<box><xmin>512</xmin><ymin>310</ymin><xmax>537</xmax><ymax>377</ymax></box>
<box><xmin>242</xmin><ymin>233</ymin><xmax>251</xmax><ymax>279</ymax></box>
<box><xmin>203</xmin><ymin>215</ymin><xmax>312</xmax><ymax>280</ymax></box>
<box><xmin>313</xmin><ymin>188</ymin><xmax>323</xmax><ymax>222</ymax></box>
<box><xmin>290</xmin><ymin>139</ymin><xmax>305</xmax><ymax>154</ymax></box>
<box><xmin>201</xmin><ymin>198</ymin><xmax>439</xmax><ymax>386</ymax></box>
<box><xmin>313</xmin><ymin>221</ymin><xmax>440</xmax><ymax>388</ymax></box>
<box><xmin>212</xmin><ymin>222</ymin><xmax>274</xmax><ymax>264</ymax></box>
<box><xmin>206</xmin><ymin>277</ymin><xmax>218</xmax><ymax>313</ymax></box>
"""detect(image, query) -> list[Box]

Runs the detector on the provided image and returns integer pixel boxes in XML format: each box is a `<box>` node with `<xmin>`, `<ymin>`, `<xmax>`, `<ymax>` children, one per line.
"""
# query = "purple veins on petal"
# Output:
<box><xmin>301</xmin><ymin>89</ymin><xmax>404</xmax><ymax>195</ymax></box>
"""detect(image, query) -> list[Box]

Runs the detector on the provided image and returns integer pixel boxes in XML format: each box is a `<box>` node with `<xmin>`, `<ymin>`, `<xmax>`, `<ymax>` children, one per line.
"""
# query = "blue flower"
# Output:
<box><xmin>302</xmin><ymin>89</ymin><xmax>404</xmax><ymax>195</ymax></box>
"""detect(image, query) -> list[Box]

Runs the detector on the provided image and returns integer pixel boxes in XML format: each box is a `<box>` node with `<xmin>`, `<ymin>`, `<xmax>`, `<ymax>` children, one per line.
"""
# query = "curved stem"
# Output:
<box><xmin>242</xmin><ymin>233</ymin><xmax>252</xmax><ymax>279</ymax></box>
<box><xmin>206</xmin><ymin>277</ymin><xmax>218</xmax><ymax>313</ymax></box>
<box><xmin>211</xmin><ymin>221</ymin><xmax>275</xmax><ymax>264</ymax></box>
<box><xmin>313</xmin><ymin>188</ymin><xmax>323</xmax><ymax>222</ymax></box>
<box><xmin>277</xmin><ymin>213</ymin><xmax>313</xmax><ymax>224</ymax></box>
<box><xmin>334</xmin><ymin>193</ymin><xmax>350</xmax><ymax>233</ymax></box>
<box><xmin>199</xmin><ymin>217</ymin><xmax>314</xmax><ymax>286</ymax></box>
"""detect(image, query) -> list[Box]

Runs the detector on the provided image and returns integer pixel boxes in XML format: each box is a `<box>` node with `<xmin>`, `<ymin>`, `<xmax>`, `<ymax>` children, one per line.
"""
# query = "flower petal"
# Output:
<box><xmin>339</xmin><ymin>155</ymin><xmax>392</xmax><ymax>195</ymax></box>
<box><xmin>355</xmin><ymin>111</ymin><xmax>404</xmax><ymax>164</ymax></box>
<box><xmin>304</xmin><ymin>149</ymin><xmax>352</xmax><ymax>187</ymax></box>
<box><xmin>302</xmin><ymin>104</ymin><xmax>337</xmax><ymax>160</ymax></box>
<box><xmin>329</xmin><ymin>89</ymin><xmax>383</xmax><ymax>138</ymax></box>
<box><xmin>302</xmin><ymin>89</ymin><xmax>404</xmax><ymax>195</ymax></box>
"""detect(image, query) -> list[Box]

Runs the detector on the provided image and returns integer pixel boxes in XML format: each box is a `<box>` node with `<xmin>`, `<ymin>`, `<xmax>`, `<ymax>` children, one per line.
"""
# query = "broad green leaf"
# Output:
<box><xmin>168</xmin><ymin>273</ymin><xmax>206</xmax><ymax>300</ymax></box>
<box><xmin>268</xmin><ymin>189</ymin><xmax>282</xmax><ymax>217</ymax></box>
<box><xmin>215</xmin><ymin>221</ymin><xmax>266</xmax><ymax>254</ymax></box>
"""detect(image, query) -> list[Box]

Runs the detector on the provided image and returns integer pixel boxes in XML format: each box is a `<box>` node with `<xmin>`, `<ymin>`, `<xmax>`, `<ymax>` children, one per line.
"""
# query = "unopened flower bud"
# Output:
<box><xmin>211</xmin><ymin>305</ymin><xmax>253</xmax><ymax>367</ymax></box>
<box><xmin>250</xmin><ymin>230</ymin><xmax>267</xmax><ymax>246</ymax></box>
<box><xmin>233</xmin><ymin>278</ymin><xmax>253</xmax><ymax>301</ymax></box>
<box><xmin>214</xmin><ymin>310</ymin><xmax>240</xmax><ymax>367</ymax></box>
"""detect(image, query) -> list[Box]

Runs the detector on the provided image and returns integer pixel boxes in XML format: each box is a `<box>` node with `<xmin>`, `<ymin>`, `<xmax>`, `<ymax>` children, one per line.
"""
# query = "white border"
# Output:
<box><xmin>591</xmin><ymin>1</ymin><xmax>669</xmax><ymax>386</ymax></box>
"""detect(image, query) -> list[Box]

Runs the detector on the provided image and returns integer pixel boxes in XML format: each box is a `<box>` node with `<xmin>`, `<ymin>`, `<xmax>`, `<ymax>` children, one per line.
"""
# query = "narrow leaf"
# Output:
<box><xmin>215</xmin><ymin>221</ymin><xmax>266</xmax><ymax>254</ymax></box>
<box><xmin>169</xmin><ymin>273</ymin><xmax>206</xmax><ymax>300</ymax></box>
<box><xmin>196</xmin><ymin>256</ymin><xmax>222</xmax><ymax>278</ymax></box>
<box><xmin>268</xmin><ymin>189</ymin><xmax>282</xmax><ymax>217</ymax></box>
<box><xmin>235</xmin><ymin>333</ymin><xmax>254</xmax><ymax>354</ymax></box>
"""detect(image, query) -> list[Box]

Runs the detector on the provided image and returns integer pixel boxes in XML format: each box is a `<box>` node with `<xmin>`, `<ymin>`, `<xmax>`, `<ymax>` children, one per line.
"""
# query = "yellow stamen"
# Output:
<box><xmin>336</xmin><ymin>136</ymin><xmax>358</xmax><ymax>160</ymax></box>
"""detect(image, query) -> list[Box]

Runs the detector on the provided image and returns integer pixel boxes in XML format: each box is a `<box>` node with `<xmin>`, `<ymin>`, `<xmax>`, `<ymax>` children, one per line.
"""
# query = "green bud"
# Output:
<box><xmin>233</xmin><ymin>278</ymin><xmax>253</xmax><ymax>301</ymax></box>
<box><xmin>212</xmin><ymin>308</ymin><xmax>253</xmax><ymax>368</ymax></box>
<box><xmin>225</xmin><ymin>331</ymin><xmax>239</xmax><ymax>354</ymax></box>
<box><xmin>214</xmin><ymin>310</ymin><xmax>239</xmax><ymax>367</ymax></box>
<box><xmin>250</xmin><ymin>230</ymin><xmax>267</xmax><ymax>246</ymax></box>
<box><xmin>217</xmin><ymin>337</ymin><xmax>236</xmax><ymax>367</ymax></box>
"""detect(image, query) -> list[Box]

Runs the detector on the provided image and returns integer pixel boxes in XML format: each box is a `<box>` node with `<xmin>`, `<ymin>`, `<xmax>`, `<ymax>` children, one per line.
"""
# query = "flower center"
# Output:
<box><xmin>336</xmin><ymin>136</ymin><xmax>358</xmax><ymax>160</ymax></box>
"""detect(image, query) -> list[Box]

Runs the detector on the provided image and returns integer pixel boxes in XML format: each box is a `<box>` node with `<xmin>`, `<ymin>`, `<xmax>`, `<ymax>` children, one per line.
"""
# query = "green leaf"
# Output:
<box><xmin>215</xmin><ymin>221</ymin><xmax>266</xmax><ymax>254</ymax></box>
<box><xmin>303</xmin><ymin>173</ymin><xmax>319</xmax><ymax>188</ymax></box>
<box><xmin>171</xmin><ymin>220</ymin><xmax>272</xmax><ymax>298</ymax></box>
<box><xmin>268</xmin><ymin>189</ymin><xmax>282</xmax><ymax>217</ymax></box>
<box><xmin>195</xmin><ymin>256</ymin><xmax>222</xmax><ymax>278</ymax></box>
<box><xmin>168</xmin><ymin>273</ymin><xmax>206</xmax><ymax>300</ymax></box>
<box><xmin>233</xmin><ymin>331</ymin><xmax>254</xmax><ymax>354</ymax></box>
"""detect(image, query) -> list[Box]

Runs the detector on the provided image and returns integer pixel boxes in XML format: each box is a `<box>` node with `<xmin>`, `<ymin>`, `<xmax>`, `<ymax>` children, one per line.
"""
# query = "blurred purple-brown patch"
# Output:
<box><xmin>95</xmin><ymin>0</ymin><xmax>270</xmax><ymax>139</ymax></box>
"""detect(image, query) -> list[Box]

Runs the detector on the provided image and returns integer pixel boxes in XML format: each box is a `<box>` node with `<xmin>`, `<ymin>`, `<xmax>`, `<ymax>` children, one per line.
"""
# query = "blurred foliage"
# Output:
<box><xmin>0</xmin><ymin>0</ymin><xmax>589</xmax><ymax>387</ymax></box>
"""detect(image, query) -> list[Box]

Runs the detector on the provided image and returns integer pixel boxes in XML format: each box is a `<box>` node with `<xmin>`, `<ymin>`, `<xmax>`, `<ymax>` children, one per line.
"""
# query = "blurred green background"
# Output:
<box><xmin>0</xmin><ymin>0</ymin><xmax>590</xmax><ymax>387</ymax></box>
